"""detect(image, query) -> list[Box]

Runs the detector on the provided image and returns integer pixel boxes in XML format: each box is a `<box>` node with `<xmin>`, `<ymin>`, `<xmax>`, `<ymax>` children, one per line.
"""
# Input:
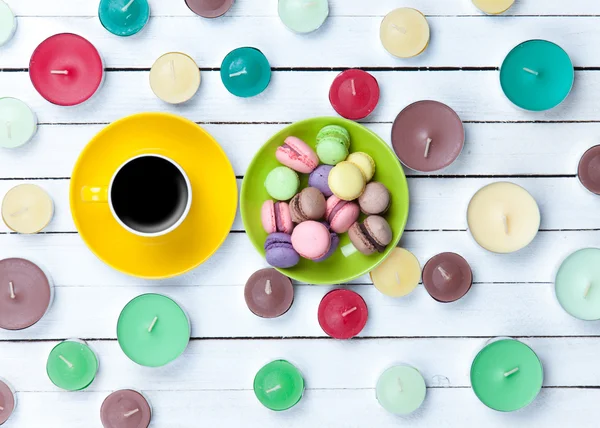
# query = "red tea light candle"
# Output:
<box><xmin>422</xmin><ymin>252</ymin><xmax>473</xmax><ymax>303</ymax></box>
<box><xmin>578</xmin><ymin>145</ymin><xmax>600</xmax><ymax>195</ymax></box>
<box><xmin>100</xmin><ymin>389</ymin><xmax>152</xmax><ymax>428</ymax></box>
<box><xmin>29</xmin><ymin>33</ymin><xmax>104</xmax><ymax>106</ymax></box>
<box><xmin>318</xmin><ymin>289</ymin><xmax>368</xmax><ymax>339</ymax></box>
<box><xmin>0</xmin><ymin>379</ymin><xmax>15</xmax><ymax>425</ymax></box>
<box><xmin>329</xmin><ymin>69</ymin><xmax>380</xmax><ymax>120</ymax></box>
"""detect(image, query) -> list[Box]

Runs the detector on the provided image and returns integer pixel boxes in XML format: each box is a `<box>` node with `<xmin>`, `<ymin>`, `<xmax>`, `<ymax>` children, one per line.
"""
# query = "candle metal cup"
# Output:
<box><xmin>0</xmin><ymin>377</ymin><xmax>16</xmax><ymax>425</ymax></box>
<box><xmin>375</xmin><ymin>363</ymin><xmax>426</xmax><ymax>415</ymax></box>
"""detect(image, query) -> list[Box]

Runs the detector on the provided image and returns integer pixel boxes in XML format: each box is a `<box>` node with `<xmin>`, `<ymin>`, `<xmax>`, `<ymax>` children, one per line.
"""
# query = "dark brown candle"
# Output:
<box><xmin>578</xmin><ymin>145</ymin><xmax>600</xmax><ymax>195</ymax></box>
<box><xmin>422</xmin><ymin>252</ymin><xmax>472</xmax><ymax>303</ymax></box>
<box><xmin>244</xmin><ymin>268</ymin><xmax>294</xmax><ymax>318</ymax></box>
<box><xmin>185</xmin><ymin>0</ymin><xmax>234</xmax><ymax>18</ymax></box>
<box><xmin>0</xmin><ymin>379</ymin><xmax>15</xmax><ymax>425</ymax></box>
<box><xmin>100</xmin><ymin>389</ymin><xmax>151</xmax><ymax>428</ymax></box>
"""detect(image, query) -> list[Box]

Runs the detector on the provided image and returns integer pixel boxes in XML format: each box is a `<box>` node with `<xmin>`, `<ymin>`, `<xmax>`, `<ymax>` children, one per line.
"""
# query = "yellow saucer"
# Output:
<box><xmin>70</xmin><ymin>113</ymin><xmax>237</xmax><ymax>279</ymax></box>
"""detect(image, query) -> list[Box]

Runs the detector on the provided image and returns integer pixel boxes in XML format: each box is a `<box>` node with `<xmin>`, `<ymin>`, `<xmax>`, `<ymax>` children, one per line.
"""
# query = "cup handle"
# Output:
<box><xmin>81</xmin><ymin>186</ymin><xmax>108</xmax><ymax>203</ymax></box>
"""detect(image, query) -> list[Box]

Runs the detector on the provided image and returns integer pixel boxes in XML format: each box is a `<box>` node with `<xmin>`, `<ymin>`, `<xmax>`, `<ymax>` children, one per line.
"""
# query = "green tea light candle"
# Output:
<box><xmin>117</xmin><ymin>294</ymin><xmax>190</xmax><ymax>367</ymax></box>
<box><xmin>253</xmin><ymin>360</ymin><xmax>304</xmax><ymax>411</ymax></box>
<box><xmin>0</xmin><ymin>0</ymin><xmax>16</xmax><ymax>47</ymax></box>
<box><xmin>555</xmin><ymin>248</ymin><xmax>600</xmax><ymax>320</ymax></box>
<box><xmin>376</xmin><ymin>365</ymin><xmax>426</xmax><ymax>415</ymax></box>
<box><xmin>471</xmin><ymin>338</ymin><xmax>543</xmax><ymax>412</ymax></box>
<box><xmin>0</xmin><ymin>98</ymin><xmax>37</xmax><ymax>149</ymax></box>
<box><xmin>99</xmin><ymin>0</ymin><xmax>150</xmax><ymax>37</ymax></box>
<box><xmin>47</xmin><ymin>339</ymin><xmax>99</xmax><ymax>391</ymax></box>
<box><xmin>500</xmin><ymin>40</ymin><xmax>574</xmax><ymax>111</ymax></box>
<box><xmin>278</xmin><ymin>0</ymin><xmax>329</xmax><ymax>34</ymax></box>
<box><xmin>220</xmin><ymin>47</ymin><xmax>271</xmax><ymax>98</ymax></box>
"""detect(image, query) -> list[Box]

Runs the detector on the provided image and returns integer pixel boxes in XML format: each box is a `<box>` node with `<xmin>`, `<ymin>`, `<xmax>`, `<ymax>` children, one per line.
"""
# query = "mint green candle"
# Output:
<box><xmin>220</xmin><ymin>47</ymin><xmax>271</xmax><ymax>98</ymax></box>
<box><xmin>253</xmin><ymin>360</ymin><xmax>304</xmax><ymax>411</ymax></box>
<box><xmin>376</xmin><ymin>365</ymin><xmax>426</xmax><ymax>415</ymax></box>
<box><xmin>117</xmin><ymin>294</ymin><xmax>190</xmax><ymax>367</ymax></box>
<box><xmin>278</xmin><ymin>0</ymin><xmax>329</xmax><ymax>34</ymax></box>
<box><xmin>99</xmin><ymin>0</ymin><xmax>150</xmax><ymax>37</ymax></box>
<box><xmin>471</xmin><ymin>338</ymin><xmax>543</xmax><ymax>412</ymax></box>
<box><xmin>0</xmin><ymin>98</ymin><xmax>37</xmax><ymax>148</ymax></box>
<box><xmin>555</xmin><ymin>248</ymin><xmax>600</xmax><ymax>320</ymax></box>
<box><xmin>500</xmin><ymin>40</ymin><xmax>573</xmax><ymax>111</ymax></box>
<box><xmin>46</xmin><ymin>340</ymin><xmax>99</xmax><ymax>391</ymax></box>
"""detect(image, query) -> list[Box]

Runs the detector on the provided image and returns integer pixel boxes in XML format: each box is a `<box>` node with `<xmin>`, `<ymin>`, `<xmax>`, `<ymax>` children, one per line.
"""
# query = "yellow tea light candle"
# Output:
<box><xmin>467</xmin><ymin>182</ymin><xmax>540</xmax><ymax>254</ymax></box>
<box><xmin>472</xmin><ymin>0</ymin><xmax>514</xmax><ymax>15</ymax></box>
<box><xmin>370</xmin><ymin>247</ymin><xmax>421</xmax><ymax>297</ymax></box>
<box><xmin>1</xmin><ymin>184</ymin><xmax>54</xmax><ymax>234</ymax></box>
<box><xmin>380</xmin><ymin>8</ymin><xmax>430</xmax><ymax>59</ymax></box>
<box><xmin>149</xmin><ymin>52</ymin><xmax>201</xmax><ymax>104</ymax></box>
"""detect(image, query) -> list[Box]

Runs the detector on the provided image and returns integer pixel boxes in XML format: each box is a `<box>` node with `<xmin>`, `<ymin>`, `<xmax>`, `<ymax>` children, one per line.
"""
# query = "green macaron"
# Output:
<box><xmin>316</xmin><ymin>125</ymin><xmax>351</xmax><ymax>165</ymax></box>
<box><xmin>264</xmin><ymin>166</ymin><xmax>300</xmax><ymax>200</ymax></box>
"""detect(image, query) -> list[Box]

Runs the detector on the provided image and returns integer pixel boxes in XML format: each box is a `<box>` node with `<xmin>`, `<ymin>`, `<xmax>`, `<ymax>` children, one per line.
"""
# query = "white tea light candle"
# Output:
<box><xmin>0</xmin><ymin>98</ymin><xmax>37</xmax><ymax>149</ymax></box>
<box><xmin>0</xmin><ymin>0</ymin><xmax>16</xmax><ymax>47</ymax></box>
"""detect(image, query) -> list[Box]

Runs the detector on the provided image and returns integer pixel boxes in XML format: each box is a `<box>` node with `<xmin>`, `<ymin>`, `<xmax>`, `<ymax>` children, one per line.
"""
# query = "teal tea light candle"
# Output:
<box><xmin>220</xmin><ymin>47</ymin><xmax>271</xmax><ymax>98</ymax></box>
<box><xmin>376</xmin><ymin>365</ymin><xmax>426</xmax><ymax>415</ymax></box>
<box><xmin>471</xmin><ymin>338</ymin><xmax>543</xmax><ymax>412</ymax></box>
<box><xmin>499</xmin><ymin>40</ymin><xmax>574</xmax><ymax>111</ymax></box>
<box><xmin>117</xmin><ymin>294</ymin><xmax>190</xmax><ymax>367</ymax></box>
<box><xmin>278</xmin><ymin>0</ymin><xmax>329</xmax><ymax>34</ymax></box>
<box><xmin>555</xmin><ymin>248</ymin><xmax>600</xmax><ymax>320</ymax></box>
<box><xmin>0</xmin><ymin>98</ymin><xmax>37</xmax><ymax>149</ymax></box>
<box><xmin>47</xmin><ymin>339</ymin><xmax>99</xmax><ymax>391</ymax></box>
<box><xmin>0</xmin><ymin>0</ymin><xmax>16</xmax><ymax>47</ymax></box>
<box><xmin>99</xmin><ymin>0</ymin><xmax>150</xmax><ymax>37</ymax></box>
<box><xmin>254</xmin><ymin>360</ymin><xmax>304</xmax><ymax>411</ymax></box>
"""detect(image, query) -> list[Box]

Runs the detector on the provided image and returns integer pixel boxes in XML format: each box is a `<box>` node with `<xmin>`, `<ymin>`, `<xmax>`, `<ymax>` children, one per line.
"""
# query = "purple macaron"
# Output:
<box><xmin>265</xmin><ymin>233</ymin><xmax>300</xmax><ymax>268</ymax></box>
<box><xmin>314</xmin><ymin>222</ymin><xmax>340</xmax><ymax>262</ymax></box>
<box><xmin>308</xmin><ymin>165</ymin><xmax>334</xmax><ymax>197</ymax></box>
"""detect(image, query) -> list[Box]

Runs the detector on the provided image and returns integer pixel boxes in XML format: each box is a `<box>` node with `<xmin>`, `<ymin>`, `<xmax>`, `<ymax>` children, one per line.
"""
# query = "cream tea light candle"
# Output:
<box><xmin>0</xmin><ymin>1</ymin><xmax>16</xmax><ymax>47</ymax></box>
<box><xmin>472</xmin><ymin>0</ymin><xmax>514</xmax><ymax>15</ymax></box>
<box><xmin>2</xmin><ymin>184</ymin><xmax>54</xmax><ymax>234</ymax></box>
<box><xmin>149</xmin><ymin>52</ymin><xmax>201</xmax><ymax>104</ymax></box>
<box><xmin>370</xmin><ymin>247</ymin><xmax>421</xmax><ymax>297</ymax></box>
<box><xmin>380</xmin><ymin>8</ymin><xmax>430</xmax><ymax>58</ymax></box>
<box><xmin>555</xmin><ymin>248</ymin><xmax>600</xmax><ymax>320</ymax></box>
<box><xmin>0</xmin><ymin>98</ymin><xmax>37</xmax><ymax>149</ymax></box>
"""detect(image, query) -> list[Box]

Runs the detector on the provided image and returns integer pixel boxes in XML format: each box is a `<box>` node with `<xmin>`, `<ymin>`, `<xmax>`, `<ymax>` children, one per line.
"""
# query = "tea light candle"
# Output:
<box><xmin>329</xmin><ymin>69</ymin><xmax>380</xmax><ymax>120</ymax></box>
<box><xmin>317</xmin><ymin>289</ymin><xmax>368</xmax><ymax>339</ymax></box>
<box><xmin>149</xmin><ymin>52</ymin><xmax>201</xmax><ymax>104</ymax></box>
<box><xmin>0</xmin><ymin>258</ymin><xmax>53</xmax><ymax>330</ymax></box>
<box><xmin>422</xmin><ymin>252</ymin><xmax>472</xmax><ymax>303</ymax></box>
<box><xmin>392</xmin><ymin>101</ymin><xmax>465</xmax><ymax>172</ymax></box>
<box><xmin>185</xmin><ymin>0</ymin><xmax>234</xmax><ymax>18</ymax></box>
<box><xmin>578</xmin><ymin>145</ymin><xmax>600</xmax><ymax>195</ymax></box>
<box><xmin>500</xmin><ymin>40</ymin><xmax>574</xmax><ymax>111</ymax></box>
<box><xmin>472</xmin><ymin>0</ymin><xmax>514</xmax><ymax>14</ymax></box>
<box><xmin>220</xmin><ymin>47</ymin><xmax>271</xmax><ymax>98</ymax></box>
<box><xmin>0</xmin><ymin>1</ymin><xmax>16</xmax><ymax>47</ymax></box>
<box><xmin>117</xmin><ymin>294</ymin><xmax>190</xmax><ymax>367</ymax></box>
<box><xmin>47</xmin><ymin>339</ymin><xmax>99</xmax><ymax>391</ymax></box>
<box><xmin>244</xmin><ymin>268</ymin><xmax>294</xmax><ymax>318</ymax></box>
<box><xmin>99</xmin><ymin>0</ymin><xmax>150</xmax><ymax>37</ymax></box>
<box><xmin>376</xmin><ymin>365</ymin><xmax>426</xmax><ymax>415</ymax></box>
<box><xmin>370</xmin><ymin>247</ymin><xmax>421</xmax><ymax>297</ymax></box>
<box><xmin>467</xmin><ymin>182</ymin><xmax>540</xmax><ymax>253</ymax></box>
<box><xmin>2</xmin><ymin>184</ymin><xmax>54</xmax><ymax>234</ymax></box>
<box><xmin>278</xmin><ymin>0</ymin><xmax>329</xmax><ymax>33</ymax></box>
<box><xmin>29</xmin><ymin>33</ymin><xmax>104</xmax><ymax>106</ymax></box>
<box><xmin>100</xmin><ymin>389</ymin><xmax>152</xmax><ymax>428</ymax></box>
<box><xmin>0</xmin><ymin>98</ymin><xmax>37</xmax><ymax>149</ymax></box>
<box><xmin>254</xmin><ymin>360</ymin><xmax>304</xmax><ymax>411</ymax></box>
<box><xmin>555</xmin><ymin>248</ymin><xmax>600</xmax><ymax>320</ymax></box>
<box><xmin>471</xmin><ymin>338</ymin><xmax>543</xmax><ymax>412</ymax></box>
<box><xmin>380</xmin><ymin>8</ymin><xmax>430</xmax><ymax>58</ymax></box>
<box><xmin>0</xmin><ymin>379</ymin><xmax>15</xmax><ymax>425</ymax></box>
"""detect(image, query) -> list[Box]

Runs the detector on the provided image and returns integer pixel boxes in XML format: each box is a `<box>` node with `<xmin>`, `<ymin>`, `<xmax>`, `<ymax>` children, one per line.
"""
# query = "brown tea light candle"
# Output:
<box><xmin>422</xmin><ymin>252</ymin><xmax>473</xmax><ymax>303</ymax></box>
<box><xmin>244</xmin><ymin>268</ymin><xmax>294</xmax><ymax>318</ymax></box>
<box><xmin>578</xmin><ymin>145</ymin><xmax>600</xmax><ymax>195</ymax></box>
<box><xmin>100</xmin><ymin>389</ymin><xmax>152</xmax><ymax>428</ymax></box>
<box><xmin>0</xmin><ymin>379</ymin><xmax>15</xmax><ymax>425</ymax></box>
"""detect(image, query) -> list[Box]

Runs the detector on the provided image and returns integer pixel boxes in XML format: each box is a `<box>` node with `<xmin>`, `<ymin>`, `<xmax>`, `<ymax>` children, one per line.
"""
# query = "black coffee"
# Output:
<box><xmin>111</xmin><ymin>156</ymin><xmax>189</xmax><ymax>234</ymax></box>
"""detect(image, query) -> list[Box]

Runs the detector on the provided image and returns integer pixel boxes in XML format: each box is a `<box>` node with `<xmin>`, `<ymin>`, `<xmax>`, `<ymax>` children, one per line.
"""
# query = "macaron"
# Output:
<box><xmin>265</xmin><ymin>166</ymin><xmax>300</xmax><ymax>201</ymax></box>
<box><xmin>308</xmin><ymin>165</ymin><xmax>334</xmax><ymax>197</ymax></box>
<box><xmin>328</xmin><ymin>161</ymin><xmax>366</xmax><ymax>201</ymax></box>
<box><xmin>276</xmin><ymin>136</ymin><xmax>319</xmax><ymax>174</ymax></box>
<box><xmin>358</xmin><ymin>182</ymin><xmax>391</xmax><ymax>215</ymax></box>
<box><xmin>261</xmin><ymin>200</ymin><xmax>294</xmax><ymax>234</ymax></box>
<box><xmin>316</xmin><ymin>125</ymin><xmax>351</xmax><ymax>165</ymax></box>
<box><xmin>348</xmin><ymin>215</ymin><xmax>393</xmax><ymax>255</ymax></box>
<box><xmin>291</xmin><ymin>221</ymin><xmax>331</xmax><ymax>260</ymax></box>
<box><xmin>314</xmin><ymin>222</ymin><xmax>340</xmax><ymax>262</ymax></box>
<box><xmin>264</xmin><ymin>232</ymin><xmax>300</xmax><ymax>268</ymax></box>
<box><xmin>289</xmin><ymin>187</ymin><xmax>327</xmax><ymax>223</ymax></box>
<box><xmin>347</xmin><ymin>152</ymin><xmax>376</xmax><ymax>181</ymax></box>
<box><xmin>326</xmin><ymin>195</ymin><xmax>360</xmax><ymax>233</ymax></box>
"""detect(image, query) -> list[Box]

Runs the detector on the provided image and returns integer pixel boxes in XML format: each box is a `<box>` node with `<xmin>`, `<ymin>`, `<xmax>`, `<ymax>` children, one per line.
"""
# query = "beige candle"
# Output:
<box><xmin>149</xmin><ymin>52</ymin><xmax>201</xmax><ymax>104</ymax></box>
<box><xmin>1</xmin><ymin>184</ymin><xmax>54</xmax><ymax>234</ymax></box>
<box><xmin>370</xmin><ymin>247</ymin><xmax>421</xmax><ymax>297</ymax></box>
<box><xmin>472</xmin><ymin>0</ymin><xmax>515</xmax><ymax>15</ymax></box>
<box><xmin>380</xmin><ymin>8</ymin><xmax>430</xmax><ymax>58</ymax></box>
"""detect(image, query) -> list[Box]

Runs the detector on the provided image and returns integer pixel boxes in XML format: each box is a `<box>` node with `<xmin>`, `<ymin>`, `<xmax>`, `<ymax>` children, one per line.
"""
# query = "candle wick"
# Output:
<box><xmin>391</xmin><ymin>24</ymin><xmax>407</xmax><ymax>34</ymax></box>
<box><xmin>59</xmin><ymin>355</ymin><xmax>74</xmax><ymax>369</ymax></box>
<box><xmin>424</xmin><ymin>137</ymin><xmax>432</xmax><ymax>158</ymax></box>
<box><xmin>147</xmin><ymin>316</ymin><xmax>158</xmax><ymax>333</ymax></box>
<box><xmin>504</xmin><ymin>367</ymin><xmax>519</xmax><ymax>377</ymax></box>
<box><xmin>350</xmin><ymin>79</ymin><xmax>357</xmax><ymax>96</ymax></box>
<box><xmin>264</xmin><ymin>279</ymin><xmax>272</xmax><ymax>295</ymax></box>
<box><xmin>437</xmin><ymin>266</ymin><xmax>452</xmax><ymax>281</ymax></box>
<box><xmin>341</xmin><ymin>306</ymin><xmax>358</xmax><ymax>317</ymax></box>
<box><xmin>0</xmin><ymin>406</ymin><xmax>3</xmax><ymax>411</ymax></box>
<box><xmin>584</xmin><ymin>282</ymin><xmax>592</xmax><ymax>299</ymax></box>
<box><xmin>5</xmin><ymin>121</ymin><xmax>11</xmax><ymax>140</ymax></box>
<box><xmin>303</xmin><ymin>0</ymin><xmax>317</xmax><ymax>7</ymax></box>
<box><xmin>397</xmin><ymin>377</ymin><xmax>403</xmax><ymax>392</ymax></box>
<box><xmin>50</xmin><ymin>70</ymin><xmax>69</xmax><ymax>75</ymax></box>
<box><xmin>502</xmin><ymin>215</ymin><xmax>509</xmax><ymax>235</ymax></box>
<box><xmin>395</xmin><ymin>271</ymin><xmax>401</xmax><ymax>285</ymax></box>
<box><xmin>265</xmin><ymin>384</ymin><xmax>282</xmax><ymax>394</ymax></box>
<box><xmin>9</xmin><ymin>207</ymin><xmax>29</xmax><ymax>217</ymax></box>
<box><xmin>523</xmin><ymin>67</ymin><xmax>539</xmax><ymax>76</ymax></box>
<box><xmin>229</xmin><ymin>68</ymin><xmax>248</xmax><ymax>78</ymax></box>
<box><xmin>9</xmin><ymin>281</ymin><xmax>15</xmax><ymax>299</ymax></box>
<box><xmin>123</xmin><ymin>408</ymin><xmax>140</xmax><ymax>418</ymax></box>
<box><xmin>121</xmin><ymin>0</ymin><xmax>135</xmax><ymax>12</ymax></box>
<box><xmin>169</xmin><ymin>60</ymin><xmax>176</xmax><ymax>81</ymax></box>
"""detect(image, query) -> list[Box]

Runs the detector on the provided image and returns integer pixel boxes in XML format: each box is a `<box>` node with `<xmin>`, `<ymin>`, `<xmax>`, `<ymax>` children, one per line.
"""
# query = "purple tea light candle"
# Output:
<box><xmin>100</xmin><ymin>389</ymin><xmax>152</xmax><ymax>428</ymax></box>
<box><xmin>0</xmin><ymin>378</ymin><xmax>16</xmax><ymax>425</ymax></box>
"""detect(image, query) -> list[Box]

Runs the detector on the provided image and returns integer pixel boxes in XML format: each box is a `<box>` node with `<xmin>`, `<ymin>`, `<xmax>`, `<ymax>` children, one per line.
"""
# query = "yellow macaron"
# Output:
<box><xmin>347</xmin><ymin>152</ymin><xmax>376</xmax><ymax>181</ymax></box>
<box><xmin>328</xmin><ymin>161</ymin><xmax>366</xmax><ymax>201</ymax></box>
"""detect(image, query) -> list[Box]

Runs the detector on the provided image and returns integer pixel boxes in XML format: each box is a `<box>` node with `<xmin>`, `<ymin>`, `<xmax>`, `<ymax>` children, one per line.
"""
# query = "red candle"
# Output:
<box><xmin>329</xmin><ymin>69</ymin><xmax>380</xmax><ymax>120</ymax></box>
<box><xmin>29</xmin><ymin>33</ymin><xmax>104</xmax><ymax>106</ymax></box>
<box><xmin>318</xmin><ymin>289</ymin><xmax>368</xmax><ymax>339</ymax></box>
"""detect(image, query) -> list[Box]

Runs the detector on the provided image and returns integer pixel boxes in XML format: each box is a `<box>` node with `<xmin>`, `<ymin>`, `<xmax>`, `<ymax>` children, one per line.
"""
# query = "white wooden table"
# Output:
<box><xmin>2</xmin><ymin>0</ymin><xmax>600</xmax><ymax>426</ymax></box>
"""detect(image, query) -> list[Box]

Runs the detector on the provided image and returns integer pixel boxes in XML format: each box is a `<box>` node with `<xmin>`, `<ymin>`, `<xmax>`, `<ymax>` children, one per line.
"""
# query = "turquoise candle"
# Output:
<box><xmin>555</xmin><ymin>248</ymin><xmax>600</xmax><ymax>320</ymax></box>
<box><xmin>278</xmin><ymin>0</ymin><xmax>329</xmax><ymax>34</ymax></box>
<box><xmin>253</xmin><ymin>360</ymin><xmax>304</xmax><ymax>411</ymax></box>
<box><xmin>220</xmin><ymin>47</ymin><xmax>271</xmax><ymax>98</ymax></box>
<box><xmin>117</xmin><ymin>294</ymin><xmax>190</xmax><ymax>367</ymax></box>
<box><xmin>0</xmin><ymin>98</ymin><xmax>37</xmax><ymax>149</ymax></box>
<box><xmin>376</xmin><ymin>365</ymin><xmax>426</xmax><ymax>415</ymax></box>
<box><xmin>99</xmin><ymin>0</ymin><xmax>150</xmax><ymax>37</ymax></box>
<box><xmin>46</xmin><ymin>339</ymin><xmax>99</xmax><ymax>391</ymax></box>
<box><xmin>471</xmin><ymin>338</ymin><xmax>543</xmax><ymax>412</ymax></box>
<box><xmin>500</xmin><ymin>40</ymin><xmax>573</xmax><ymax>111</ymax></box>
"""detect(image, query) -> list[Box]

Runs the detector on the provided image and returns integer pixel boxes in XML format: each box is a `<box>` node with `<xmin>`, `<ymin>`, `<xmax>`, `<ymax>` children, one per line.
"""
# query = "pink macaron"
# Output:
<box><xmin>291</xmin><ymin>221</ymin><xmax>331</xmax><ymax>260</ymax></box>
<box><xmin>325</xmin><ymin>195</ymin><xmax>360</xmax><ymax>233</ymax></box>
<box><xmin>261</xmin><ymin>200</ymin><xmax>294</xmax><ymax>234</ymax></box>
<box><xmin>276</xmin><ymin>136</ymin><xmax>319</xmax><ymax>174</ymax></box>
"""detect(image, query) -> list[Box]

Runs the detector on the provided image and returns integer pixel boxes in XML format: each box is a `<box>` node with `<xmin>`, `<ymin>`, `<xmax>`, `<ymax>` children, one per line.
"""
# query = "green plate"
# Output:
<box><xmin>241</xmin><ymin>117</ymin><xmax>409</xmax><ymax>284</ymax></box>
